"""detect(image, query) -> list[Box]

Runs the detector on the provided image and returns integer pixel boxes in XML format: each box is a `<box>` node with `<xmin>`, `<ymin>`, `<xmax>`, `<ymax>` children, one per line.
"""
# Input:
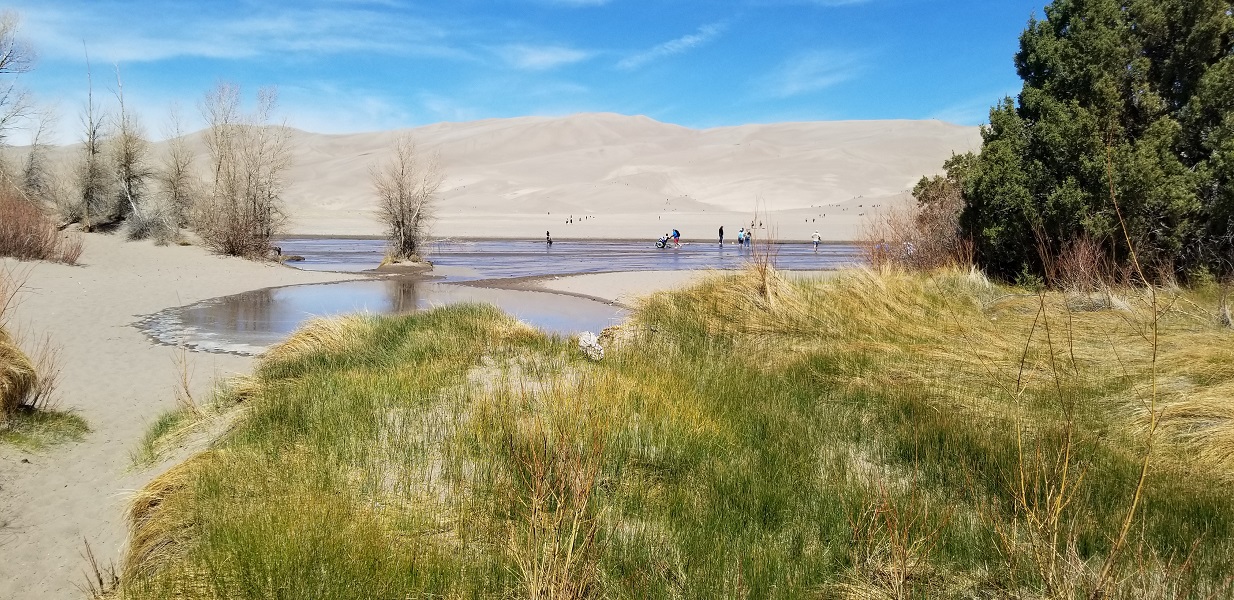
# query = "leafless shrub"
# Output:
<box><xmin>371</xmin><ymin>133</ymin><xmax>442</xmax><ymax>261</ymax></box>
<box><xmin>0</xmin><ymin>183</ymin><xmax>83</xmax><ymax>263</ymax></box>
<box><xmin>860</xmin><ymin>202</ymin><xmax>972</xmax><ymax>271</ymax></box>
<box><xmin>192</xmin><ymin>82</ymin><xmax>290</xmax><ymax>258</ymax></box>
<box><xmin>157</xmin><ymin>104</ymin><xmax>198</xmax><ymax>228</ymax></box>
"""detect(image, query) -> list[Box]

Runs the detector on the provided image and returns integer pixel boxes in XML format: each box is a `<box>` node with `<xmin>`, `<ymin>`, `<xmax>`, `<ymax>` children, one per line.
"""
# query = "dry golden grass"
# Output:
<box><xmin>0</xmin><ymin>327</ymin><xmax>36</xmax><ymax>420</ymax></box>
<box><xmin>261</xmin><ymin>314</ymin><xmax>377</xmax><ymax>365</ymax></box>
<box><xmin>638</xmin><ymin>264</ymin><xmax>1234</xmax><ymax>482</ymax></box>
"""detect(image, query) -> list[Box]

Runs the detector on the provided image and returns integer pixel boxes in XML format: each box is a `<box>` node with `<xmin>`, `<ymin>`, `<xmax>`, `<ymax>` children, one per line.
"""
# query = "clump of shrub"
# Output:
<box><xmin>0</xmin><ymin>185</ymin><xmax>83</xmax><ymax>264</ymax></box>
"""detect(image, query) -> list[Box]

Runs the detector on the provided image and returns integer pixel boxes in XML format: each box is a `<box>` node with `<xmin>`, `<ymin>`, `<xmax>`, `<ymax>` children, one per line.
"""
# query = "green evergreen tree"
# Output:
<box><xmin>961</xmin><ymin>0</ymin><xmax>1234</xmax><ymax>281</ymax></box>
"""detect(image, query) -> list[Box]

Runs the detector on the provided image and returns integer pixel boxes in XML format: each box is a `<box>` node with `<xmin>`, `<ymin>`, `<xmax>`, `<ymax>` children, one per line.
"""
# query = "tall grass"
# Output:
<box><xmin>118</xmin><ymin>268</ymin><xmax>1234</xmax><ymax>598</ymax></box>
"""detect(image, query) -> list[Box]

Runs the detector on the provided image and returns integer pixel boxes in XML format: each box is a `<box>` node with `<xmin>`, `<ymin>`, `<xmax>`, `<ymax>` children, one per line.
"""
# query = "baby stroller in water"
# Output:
<box><xmin>656</xmin><ymin>235</ymin><xmax>670</xmax><ymax>249</ymax></box>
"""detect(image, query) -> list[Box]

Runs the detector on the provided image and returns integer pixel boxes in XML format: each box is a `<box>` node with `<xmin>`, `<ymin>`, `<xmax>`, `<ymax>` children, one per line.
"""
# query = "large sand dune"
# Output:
<box><xmin>281</xmin><ymin>114</ymin><xmax>980</xmax><ymax>240</ymax></box>
<box><xmin>41</xmin><ymin>114</ymin><xmax>980</xmax><ymax>241</ymax></box>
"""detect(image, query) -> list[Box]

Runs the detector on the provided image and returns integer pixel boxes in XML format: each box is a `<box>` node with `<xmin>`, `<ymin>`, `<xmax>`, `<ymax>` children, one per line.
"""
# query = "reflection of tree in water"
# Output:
<box><xmin>385</xmin><ymin>278</ymin><xmax>423</xmax><ymax>313</ymax></box>
<box><xmin>186</xmin><ymin>288</ymin><xmax>278</xmax><ymax>333</ymax></box>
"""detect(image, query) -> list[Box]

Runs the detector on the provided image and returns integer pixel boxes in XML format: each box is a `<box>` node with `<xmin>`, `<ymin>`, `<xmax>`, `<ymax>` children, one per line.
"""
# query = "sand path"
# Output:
<box><xmin>0</xmin><ymin>235</ymin><xmax>356</xmax><ymax>599</ymax></box>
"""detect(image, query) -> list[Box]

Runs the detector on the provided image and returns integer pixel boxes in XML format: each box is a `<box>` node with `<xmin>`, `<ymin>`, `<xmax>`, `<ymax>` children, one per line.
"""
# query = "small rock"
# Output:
<box><xmin>578</xmin><ymin>331</ymin><xmax>604</xmax><ymax>361</ymax></box>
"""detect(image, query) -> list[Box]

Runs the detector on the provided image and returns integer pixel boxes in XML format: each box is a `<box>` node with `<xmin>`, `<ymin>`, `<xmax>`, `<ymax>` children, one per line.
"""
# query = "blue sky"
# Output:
<box><xmin>8</xmin><ymin>0</ymin><xmax>1046</xmax><ymax>143</ymax></box>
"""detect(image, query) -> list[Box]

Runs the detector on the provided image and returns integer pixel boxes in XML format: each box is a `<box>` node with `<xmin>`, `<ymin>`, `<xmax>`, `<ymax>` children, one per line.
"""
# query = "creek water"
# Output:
<box><xmin>277</xmin><ymin>238</ymin><xmax>862</xmax><ymax>280</ymax></box>
<box><xmin>136</xmin><ymin>239</ymin><xmax>861</xmax><ymax>355</ymax></box>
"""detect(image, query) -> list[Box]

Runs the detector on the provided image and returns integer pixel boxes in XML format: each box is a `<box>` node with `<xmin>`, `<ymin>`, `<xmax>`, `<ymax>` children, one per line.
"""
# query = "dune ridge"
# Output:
<box><xmin>35</xmin><ymin>114</ymin><xmax>980</xmax><ymax>241</ymax></box>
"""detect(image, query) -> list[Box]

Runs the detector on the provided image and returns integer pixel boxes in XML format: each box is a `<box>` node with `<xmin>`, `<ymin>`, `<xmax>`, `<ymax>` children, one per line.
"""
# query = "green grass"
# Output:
<box><xmin>0</xmin><ymin>408</ymin><xmax>89</xmax><ymax>450</ymax></box>
<box><xmin>120</xmin><ymin>268</ymin><xmax>1234</xmax><ymax>599</ymax></box>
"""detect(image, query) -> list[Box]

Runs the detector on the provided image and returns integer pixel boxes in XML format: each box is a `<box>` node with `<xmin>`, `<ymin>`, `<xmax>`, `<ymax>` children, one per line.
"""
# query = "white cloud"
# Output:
<box><xmin>501</xmin><ymin>44</ymin><xmax>592</xmax><ymax>71</ymax></box>
<box><xmin>616</xmin><ymin>22</ymin><xmax>726</xmax><ymax>71</ymax></box>
<box><xmin>761</xmin><ymin>50</ymin><xmax>861</xmax><ymax>98</ymax></box>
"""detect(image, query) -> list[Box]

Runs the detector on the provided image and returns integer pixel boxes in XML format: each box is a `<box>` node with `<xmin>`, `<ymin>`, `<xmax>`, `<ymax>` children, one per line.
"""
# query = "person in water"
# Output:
<box><xmin>718</xmin><ymin>225</ymin><xmax>724</xmax><ymax>247</ymax></box>
<box><xmin>811</xmin><ymin>230</ymin><xmax>821</xmax><ymax>251</ymax></box>
<box><xmin>546</xmin><ymin>231</ymin><xmax>552</xmax><ymax>246</ymax></box>
<box><xmin>672</xmin><ymin>229</ymin><xmax>681</xmax><ymax>247</ymax></box>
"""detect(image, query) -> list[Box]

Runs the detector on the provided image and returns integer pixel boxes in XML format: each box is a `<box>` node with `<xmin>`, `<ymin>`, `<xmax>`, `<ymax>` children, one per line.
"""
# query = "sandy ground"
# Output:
<box><xmin>0</xmin><ymin>235</ymin><xmax>356</xmax><ymax>600</ymax></box>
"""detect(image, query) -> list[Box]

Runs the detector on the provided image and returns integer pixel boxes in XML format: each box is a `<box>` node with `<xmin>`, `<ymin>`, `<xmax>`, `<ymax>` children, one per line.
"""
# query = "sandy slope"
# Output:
<box><xmin>36</xmin><ymin>114</ymin><xmax>979</xmax><ymax>241</ymax></box>
<box><xmin>0</xmin><ymin>235</ymin><xmax>356</xmax><ymax>599</ymax></box>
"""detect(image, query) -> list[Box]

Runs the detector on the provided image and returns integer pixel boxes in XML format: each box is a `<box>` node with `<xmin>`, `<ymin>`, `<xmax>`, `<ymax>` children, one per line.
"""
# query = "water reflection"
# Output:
<box><xmin>137</xmin><ymin>278</ymin><xmax>627</xmax><ymax>356</ymax></box>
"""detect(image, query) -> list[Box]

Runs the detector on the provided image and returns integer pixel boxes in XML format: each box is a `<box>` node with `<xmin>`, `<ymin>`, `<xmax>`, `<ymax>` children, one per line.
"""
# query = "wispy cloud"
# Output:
<box><xmin>616</xmin><ymin>22</ymin><xmax>727</xmax><ymax>71</ymax></box>
<box><xmin>760</xmin><ymin>50</ymin><xmax>861</xmax><ymax>98</ymax></box>
<box><xmin>501</xmin><ymin>44</ymin><xmax>592</xmax><ymax>70</ymax></box>
<box><xmin>14</xmin><ymin>2</ymin><xmax>464</xmax><ymax>64</ymax></box>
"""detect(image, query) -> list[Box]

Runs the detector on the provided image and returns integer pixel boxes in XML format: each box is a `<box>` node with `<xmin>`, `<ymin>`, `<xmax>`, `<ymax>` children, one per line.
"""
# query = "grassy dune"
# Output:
<box><xmin>121</xmin><ymin>268</ymin><xmax>1234</xmax><ymax>599</ymax></box>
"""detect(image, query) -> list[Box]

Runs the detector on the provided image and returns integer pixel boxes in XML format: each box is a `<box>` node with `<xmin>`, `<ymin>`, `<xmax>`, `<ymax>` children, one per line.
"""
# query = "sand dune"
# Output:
<box><xmin>36</xmin><ymin>114</ymin><xmax>980</xmax><ymax>241</ymax></box>
<box><xmin>279</xmin><ymin>115</ymin><xmax>980</xmax><ymax>241</ymax></box>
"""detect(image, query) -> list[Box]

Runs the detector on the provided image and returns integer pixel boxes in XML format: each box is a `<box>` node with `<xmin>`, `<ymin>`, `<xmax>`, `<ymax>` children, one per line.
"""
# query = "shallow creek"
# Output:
<box><xmin>135</xmin><ymin>239</ymin><xmax>860</xmax><ymax>355</ymax></box>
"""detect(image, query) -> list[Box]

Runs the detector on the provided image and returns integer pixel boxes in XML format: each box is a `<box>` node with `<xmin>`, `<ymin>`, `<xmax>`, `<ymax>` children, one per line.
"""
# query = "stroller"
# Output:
<box><xmin>655</xmin><ymin>235</ymin><xmax>670</xmax><ymax>249</ymax></box>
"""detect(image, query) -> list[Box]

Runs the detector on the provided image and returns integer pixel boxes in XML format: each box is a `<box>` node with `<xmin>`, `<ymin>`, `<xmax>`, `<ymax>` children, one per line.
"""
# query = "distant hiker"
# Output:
<box><xmin>811</xmin><ymin>230</ymin><xmax>821</xmax><ymax>251</ymax></box>
<box><xmin>672</xmin><ymin>229</ymin><xmax>680</xmax><ymax>247</ymax></box>
<box><xmin>546</xmin><ymin>231</ymin><xmax>553</xmax><ymax>246</ymax></box>
<box><xmin>718</xmin><ymin>225</ymin><xmax>724</xmax><ymax>247</ymax></box>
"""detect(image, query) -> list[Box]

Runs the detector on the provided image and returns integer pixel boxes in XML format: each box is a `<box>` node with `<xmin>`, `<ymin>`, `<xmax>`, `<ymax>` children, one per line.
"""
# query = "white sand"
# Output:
<box><xmin>0</xmin><ymin>235</ymin><xmax>356</xmax><ymax>599</ymax></box>
<box><xmin>36</xmin><ymin>114</ymin><xmax>980</xmax><ymax>242</ymax></box>
<box><xmin>282</xmin><ymin>115</ymin><xmax>979</xmax><ymax>242</ymax></box>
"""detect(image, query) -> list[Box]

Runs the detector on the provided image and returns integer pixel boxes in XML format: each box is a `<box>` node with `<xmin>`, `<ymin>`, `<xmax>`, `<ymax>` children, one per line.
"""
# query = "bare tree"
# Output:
<box><xmin>17</xmin><ymin>103</ymin><xmax>55</xmax><ymax>202</ymax></box>
<box><xmin>0</xmin><ymin>11</ymin><xmax>32</xmax><ymax>148</ymax></box>
<box><xmin>111</xmin><ymin>64</ymin><xmax>153</xmax><ymax>224</ymax></box>
<box><xmin>158</xmin><ymin>103</ymin><xmax>197</xmax><ymax>228</ymax></box>
<box><xmin>371</xmin><ymin>133</ymin><xmax>442</xmax><ymax>261</ymax></box>
<box><xmin>194</xmin><ymin>82</ymin><xmax>290</xmax><ymax>257</ymax></box>
<box><xmin>76</xmin><ymin>46</ymin><xmax>112</xmax><ymax>229</ymax></box>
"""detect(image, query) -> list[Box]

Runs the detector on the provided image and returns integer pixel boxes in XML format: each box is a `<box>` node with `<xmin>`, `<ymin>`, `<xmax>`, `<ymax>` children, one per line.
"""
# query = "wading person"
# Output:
<box><xmin>546</xmin><ymin>231</ymin><xmax>552</xmax><ymax>246</ymax></box>
<box><xmin>811</xmin><ymin>230</ymin><xmax>821</xmax><ymax>251</ymax></box>
<box><xmin>718</xmin><ymin>225</ymin><xmax>724</xmax><ymax>247</ymax></box>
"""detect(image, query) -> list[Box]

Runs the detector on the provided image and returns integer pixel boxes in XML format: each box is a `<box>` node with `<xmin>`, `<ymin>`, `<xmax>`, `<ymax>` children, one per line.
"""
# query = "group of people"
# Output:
<box><xmin>717</xmin><ymin>225</ymin><xmax>756</xmax><ymax>248</ymax></box>
<box><xmin>547</xmin><ymin>225</ymin><xmax>827</xmax><ymax>251</ymax></box>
